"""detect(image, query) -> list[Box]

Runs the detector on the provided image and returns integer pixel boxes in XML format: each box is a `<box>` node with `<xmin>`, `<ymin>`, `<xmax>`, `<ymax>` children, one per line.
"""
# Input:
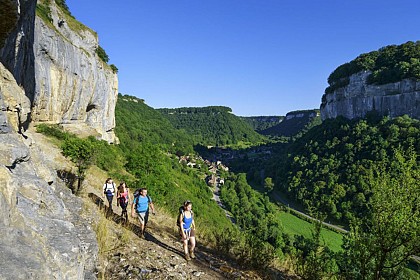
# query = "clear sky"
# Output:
<box><xmin>66</xmin><ymin>0</ymin><xmax>419</xmax><ymax>116</ymax></box>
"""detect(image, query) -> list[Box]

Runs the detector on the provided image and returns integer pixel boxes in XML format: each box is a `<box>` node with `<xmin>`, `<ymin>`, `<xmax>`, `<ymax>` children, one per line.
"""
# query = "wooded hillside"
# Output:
<box><xmin>158</xmin><ymin>106</ymin><xmax>266</xmax><ymax>146</ymax></box>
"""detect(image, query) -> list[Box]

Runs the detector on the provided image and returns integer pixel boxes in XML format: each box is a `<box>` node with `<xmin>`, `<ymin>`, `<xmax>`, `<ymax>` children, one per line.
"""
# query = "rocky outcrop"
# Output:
<box><xmin>261</xmin><ymin>109</ymin><xmax>319</xmax><ymax>137</ymax></box>
<box><xmin>321</xmin><ymin>71</ymin><xmax>420</xmax><ymax>120</ymax></box>
<box><xmin>0</xmin><ymin>1</ymin><xmax>98</xmax><ymax>279</ymax></box>
<box><xmin>0</xmin><ymin>59</ymin><xmax>98</xmax><ymax>280</ymax></box>
<box><xmin>0</xmin><ymin>132</ymin><xmax>99</xmax><ymax>279</ymax></box>
<box><xmin>0</xmin><ymin>0</ymin><xmax>118</xmax><ymax>143</ymax></box>
<box><xmin>285</xmin><ymin>110</ymin><xmax>319</xmax><ymax>120</ymax></box>
<box><xmin>0</xmin><ymin>63</ymin><xmax>31</xmax><ymax>133</ymax></box>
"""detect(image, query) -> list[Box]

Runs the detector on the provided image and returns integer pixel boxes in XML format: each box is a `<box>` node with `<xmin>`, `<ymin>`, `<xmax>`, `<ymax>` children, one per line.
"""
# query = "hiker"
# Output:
<box><xmin>131</xmin><ymin>188</ymin><xmax>155</xmax><ymax>238</ymax></box>
<box><xmin>102</xmin><ymin>178</ymin><xmax>116</xmax><ymax>211</ymax></box>
<box><xmin>117</xmin><ymin>182</ymin><xmax>130</xmax><ymax>222</ymax></box>
<box><xmin>179</xmin><ymin>200</ymin><xmax>196</xmax><ymax>261</ymax></box>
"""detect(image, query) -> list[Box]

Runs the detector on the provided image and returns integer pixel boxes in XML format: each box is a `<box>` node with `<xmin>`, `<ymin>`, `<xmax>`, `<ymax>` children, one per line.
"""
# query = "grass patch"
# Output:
<box><xmin>94</xmin><ymin>215</ymin><xmax>113</xmax><ymax>254</ymax></box>
<box><xmin>36</xmin><ymin>1</ymin><xmax>54</xmax><ymax>29</ymax></box>
<box><xmin>279</xmin><ymin>211</ymin><xmax>343</xmax><ymax>252</ymax></box>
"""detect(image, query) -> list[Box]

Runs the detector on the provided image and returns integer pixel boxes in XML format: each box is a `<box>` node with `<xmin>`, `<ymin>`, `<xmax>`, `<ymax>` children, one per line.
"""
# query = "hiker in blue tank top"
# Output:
<box><xmin>131</xmin><ymin>188</ymin><xmax>155</xmax><ymax>238</ymax></box>
<box><xmin>179</xmin><ymin>200</ymin><xmax>196</xmax><ymax>261</ymax></box>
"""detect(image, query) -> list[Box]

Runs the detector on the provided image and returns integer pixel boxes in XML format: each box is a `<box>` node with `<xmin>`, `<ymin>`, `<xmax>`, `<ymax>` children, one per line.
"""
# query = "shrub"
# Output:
<box><xmin>96</xmin><ymin>45</ymin><xmax>109</xmax><ymax>63</ymax></box>
<box><xmin>110</xmin><ymin>64</ymin><xmax>118</xmax><ymax>74</ymax></box>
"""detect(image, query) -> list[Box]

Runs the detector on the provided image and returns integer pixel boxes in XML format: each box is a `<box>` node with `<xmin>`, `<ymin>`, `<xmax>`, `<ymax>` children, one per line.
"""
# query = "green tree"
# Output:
<box><xmin>61</xmin><ymin>137</ymin><xmax>95</xmax><ymax>194</ymax></box>
<box><xmin>110</xmin><ymin>64</ymin><xmax>118</xmax><ymax>73</ymax></box>
<box><xmin>264</xmin><ymin>177</ymin><xmax>274</xmax><ymax>192</ymax></box>
<box><xmin>338</xmin><ymin>146</ymin><xmax>420</xmax><ymax>279</ymax></box>
<box><xmin>294</xmin><ymin>221</ymin><xmax>337</xmax><ymax>280</ymax></box>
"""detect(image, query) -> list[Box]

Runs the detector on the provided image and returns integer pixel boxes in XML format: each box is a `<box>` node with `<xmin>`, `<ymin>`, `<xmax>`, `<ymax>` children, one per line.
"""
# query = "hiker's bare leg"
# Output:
<box><xmin>189</xmin><ymin>236</ymin><xmax>196</xmax><ymax>253</ymax></box>
<box><xmin>183</xmin><ymin>239</ymin><xmax>190</xmax><ymax>259</ymax></box>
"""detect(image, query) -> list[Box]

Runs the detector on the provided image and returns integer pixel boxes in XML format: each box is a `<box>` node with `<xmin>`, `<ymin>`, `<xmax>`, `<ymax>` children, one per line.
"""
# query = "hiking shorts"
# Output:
<box><xmin>137</xmin><ymin>211</ymin><xmax>149</xmax><ymax>225</ymax></box>
<box><xmin>180</xmin><ymin>228</ymin><xmax>195</xmax><ymax>241</ymax></box>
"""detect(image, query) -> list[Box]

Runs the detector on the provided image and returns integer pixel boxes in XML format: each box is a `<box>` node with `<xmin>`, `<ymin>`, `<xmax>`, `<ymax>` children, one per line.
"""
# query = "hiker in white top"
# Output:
<box><xmin>102</xmin><ymin>178</ymin><xmax>116</xmax><ymax>211</ymax></box>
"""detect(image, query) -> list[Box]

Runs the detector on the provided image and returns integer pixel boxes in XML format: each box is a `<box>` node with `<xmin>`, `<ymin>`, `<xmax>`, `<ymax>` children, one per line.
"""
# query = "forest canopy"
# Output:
<box><xmin>325</xmin><ymin>41</ymin><xmax>420</xmax><ymax>94</ymax></box>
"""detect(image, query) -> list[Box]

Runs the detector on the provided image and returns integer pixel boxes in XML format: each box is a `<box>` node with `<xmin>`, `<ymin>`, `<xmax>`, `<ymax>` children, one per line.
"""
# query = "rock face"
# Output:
<box><xmin>0</xmin><ymin>1</ymin><xmax>99</xmax><ymax>279</ymax></box>
<box><xmin>0</xmin><ymin>60</ymin><xmax>98</xmax><ymax>280</ymax></box>
<box><xmin>0</xmin><ymin>130</ymin><xmax>99</xmax><ymax>279</ymax></box>
<box><xmin>0</xmin><ymin>60</ymin><xmax>31</xmax><ymax>133</ymax></box>
<box><xmin>321</xmin><ymin>71</ymin><xmax>420</xmax><ymax>121</ymax></box>
<box><xmin>285</xmin><ymin>110</ymin><xmax>318</xmax><ymax>120</ymax></box>
<box><xmin>0</xmin><ymin>0</ymin><xmax>118</xmax><ymax>143</ymax></box>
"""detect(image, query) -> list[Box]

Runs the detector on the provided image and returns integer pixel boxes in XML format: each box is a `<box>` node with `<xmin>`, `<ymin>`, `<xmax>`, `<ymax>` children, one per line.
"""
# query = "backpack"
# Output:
<box><xmin>176</xmin><ymin>206</ymin><xmax>194</xmax><ymax>228</ymax></box>
<box><xmin>118</xmin><ymin>192</ymin><xmax>129</xmax><ymax>207</ymax></box>
<box><xmin>104</xmin><ymin>182</ymin><xmax>115</xmax><ymax>196</ymax></box>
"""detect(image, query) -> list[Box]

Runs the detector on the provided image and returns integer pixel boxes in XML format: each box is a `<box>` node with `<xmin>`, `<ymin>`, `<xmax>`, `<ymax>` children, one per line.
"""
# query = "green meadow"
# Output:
<box><xmin>279</xmin><ymin>211</ymin><xmax>343</xmax><ymax>252</ymax></box>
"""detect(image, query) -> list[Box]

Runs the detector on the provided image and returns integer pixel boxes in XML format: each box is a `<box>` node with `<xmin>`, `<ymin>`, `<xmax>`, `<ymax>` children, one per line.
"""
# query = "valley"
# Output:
<box><xmin>0</xmin><ymin>1</ymin><xmax>418</xmax><ymax>278</ymax></box>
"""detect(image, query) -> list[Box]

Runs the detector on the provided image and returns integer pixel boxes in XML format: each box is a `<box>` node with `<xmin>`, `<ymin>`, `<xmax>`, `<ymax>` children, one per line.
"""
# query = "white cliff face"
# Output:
<box><xmin>33</xmin><ymin>3</ymin><xmax>118</xmax><ymax>143</ymax></box>
<box><xmin>1</xmin><ymin>55</ymin><xmax>98</xmax><ymax>280</ymax></box>
<box><xmin>0</xmin><ymin>1</ymin><xmax>103</xmax><ymax>278</ymax></box>
<box><xmin>0</xmin><ymin>0</ymin><xmax>118</xmax><ymax>143</ymax></box>
<box><xmin>320</xmin><ymin>71</ymin><xmax>420</xmax><ymax>121</ymax></box>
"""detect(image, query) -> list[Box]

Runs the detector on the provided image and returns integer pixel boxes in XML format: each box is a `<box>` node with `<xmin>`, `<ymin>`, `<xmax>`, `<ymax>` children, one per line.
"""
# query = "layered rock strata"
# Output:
<box><xmin>0</xmin><ymin>0</ymin><xmax>118</xmax><ymax>142</ymax></box>
<box><xmin>0</xmin><ymin>1</ymin><xmax>99</xmax><ymax>279</ymax></box>
<box><xmin>321</xmin><ymin>71</ymin><xmax>420</xmax><ymax>120</ymax></box>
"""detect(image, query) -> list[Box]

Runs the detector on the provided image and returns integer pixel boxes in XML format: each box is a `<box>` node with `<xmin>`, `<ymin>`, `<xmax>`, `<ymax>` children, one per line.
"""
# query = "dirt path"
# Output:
<box><xmin>87</xmin><ymin>190</ymin><xmax>262</xmax><ymax>280</ymax></box>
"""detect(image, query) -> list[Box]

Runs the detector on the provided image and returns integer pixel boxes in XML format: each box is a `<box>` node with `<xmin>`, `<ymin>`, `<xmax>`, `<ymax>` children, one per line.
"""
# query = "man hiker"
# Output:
<box><xmin>131</xmin><ymin>188</ymin><xmax>155</xmax><ymax>238</ymax></box>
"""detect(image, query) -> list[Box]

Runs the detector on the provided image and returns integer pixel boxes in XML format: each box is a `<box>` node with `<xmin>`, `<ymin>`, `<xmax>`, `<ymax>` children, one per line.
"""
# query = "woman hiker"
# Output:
<box><xmin>179</xmin><ymin>200</ymin><xmax>196</xmax><ymax>261</ymax></box>
<box><xmin>117</xmin><ymin>182</ymin><xmax>130</xmax><ymax>223</ymax></box>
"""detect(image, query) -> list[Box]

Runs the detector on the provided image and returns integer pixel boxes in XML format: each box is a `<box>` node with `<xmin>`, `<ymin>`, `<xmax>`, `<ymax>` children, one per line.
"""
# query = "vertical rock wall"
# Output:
<box><xmin>0</xmin><ymin>0</ymin><xmax>118</xmax><ymax>143</ymax></box>
<box><xmin>320</xmin><ymin>71</ymin><xmax>420</xmax><ymax>120</ymax></box>
<box><xmin>1</xmin><ymin>1</ymin><xmax>100</xmax><ymax>279</ymax></box>
<box><xmin>0</xmin><ymin>0</ymin><xmax>36</xmax><ymax>108</ymax></box>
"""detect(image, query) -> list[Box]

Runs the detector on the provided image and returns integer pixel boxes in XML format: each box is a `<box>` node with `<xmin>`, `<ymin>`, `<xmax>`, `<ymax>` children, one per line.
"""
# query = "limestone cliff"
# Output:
<box><xmin>321</xmin><ymin>71</ymin><xmax>420</xmax><ymax>121</ymax></box>
<box><xmin>0</xmin><ymin>0</ymin><xmax>118</xmax><ymax>143</ymax></box>
<box><xmin>0</xmin><ymin>1</ymin><xmax>100</xmax><ymax>278</ymax></box>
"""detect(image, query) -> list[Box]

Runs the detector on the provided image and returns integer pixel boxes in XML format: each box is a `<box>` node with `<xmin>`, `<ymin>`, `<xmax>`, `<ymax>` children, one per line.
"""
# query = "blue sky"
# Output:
<box><xmin>66</xmin><ymin>0</ymin><xmax>420</xmax><ymax>116</ymax></box>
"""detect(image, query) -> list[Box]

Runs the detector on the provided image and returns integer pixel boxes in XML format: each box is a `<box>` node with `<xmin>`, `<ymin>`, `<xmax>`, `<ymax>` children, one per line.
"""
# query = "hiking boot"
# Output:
<box><xmin>189</xmin><ymin>250</ymin><xmax>195</xmax><ymax>259</ymax></box>
<box><xmin>185</xmin><ymin>254</ymin><xmax>191</xmax><ymax>261</ymax></box>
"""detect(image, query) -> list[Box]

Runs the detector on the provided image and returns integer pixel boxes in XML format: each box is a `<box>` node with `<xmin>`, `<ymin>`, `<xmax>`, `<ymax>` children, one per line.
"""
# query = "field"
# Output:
<box><xmin>279</xmin><ymin>211</ymin><xmax>343</xmax><ymax>252</ymax></box>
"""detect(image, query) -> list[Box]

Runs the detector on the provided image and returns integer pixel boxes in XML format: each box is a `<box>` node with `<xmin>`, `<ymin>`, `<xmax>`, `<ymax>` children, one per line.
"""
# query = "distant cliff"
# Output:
<box><xmin>240</xmin><ymin>116</ymin><xmax>283</xmax><ymax>132</ymax></box>
<box><xmin>321</xmin><ymin>71</ymin><xmax>420</xmax><ymax>120</ymax></box>
<box><xmin>260</xmin><ymin>110</ymin><xmax>320</xmax><ymax>137</ymax></box>
<box><xmin>321</xmin><ymin>41</ymin><xmax>420</xmax><ymax>121</ymax></box>
<box><xmin>0</xmin><ymin>0</ymin><xmax>118</xmax><ymax>142</ymax></box>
